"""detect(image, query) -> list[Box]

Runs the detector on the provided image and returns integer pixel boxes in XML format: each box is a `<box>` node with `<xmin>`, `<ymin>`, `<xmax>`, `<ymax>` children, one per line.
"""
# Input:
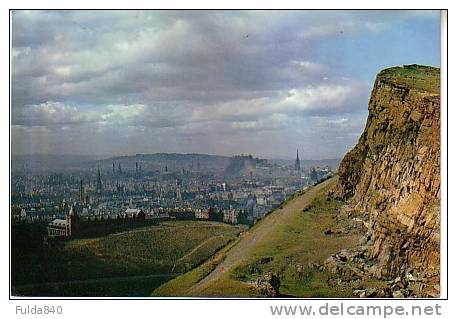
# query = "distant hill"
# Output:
<box><xmin>91</xmin><ymin>153</ymin><xmax>231</xmax><ymax>173</ymax></box>
<box><xmin>11</xmin><ymin>154</ymin><xmax>106</xmax><ymax>172</ymax></box>
<box><xmin>269</xmin><ymin>158</ymin><xmax>341</xmax><ymax>170</ymax></box>
<box><xmin>12</xmin><ymin>153</ymin><xmax>340</xmax><ymax>173</ymax></box>
<box><xmin>11</xmin><ymin>153</ymin><xmax>231</xmax><ymax>173</ymax></box>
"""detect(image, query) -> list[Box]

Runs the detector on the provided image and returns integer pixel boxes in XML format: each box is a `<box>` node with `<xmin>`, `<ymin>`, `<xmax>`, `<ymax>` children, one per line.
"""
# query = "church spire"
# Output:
<box><xmin>295</xmin><ymin>149</ymin><xmax>301</xmax><ymax>171</ymax></box>
<box><xmin>96</xmin><ymin>168</ymin><xmax>103</xmax><ymax>194</ymax></box>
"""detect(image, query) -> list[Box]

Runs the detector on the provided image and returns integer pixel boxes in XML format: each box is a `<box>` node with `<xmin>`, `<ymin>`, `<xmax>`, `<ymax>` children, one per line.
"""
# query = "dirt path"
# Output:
<box><xmin>171</xmin><ymin>234</ymin><xmax>225</xmax><ymax>272</ymax></box>
<box><xmin>106</xmin><ymin>222</ymin><xmax>231</xmax><ymax>237</ymax></box>
<box><xmin>190</xmin><ymin>178</ymin><xmax>335</xmax><ymax>293</ymax></box>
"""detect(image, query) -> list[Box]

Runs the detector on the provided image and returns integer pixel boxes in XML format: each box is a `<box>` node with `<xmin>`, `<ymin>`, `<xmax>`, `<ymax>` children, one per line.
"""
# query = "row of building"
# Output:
<box><xmin>44</xmin><ymin>203</ymin><xmax>256</xmax><ymax>238</ymax></box>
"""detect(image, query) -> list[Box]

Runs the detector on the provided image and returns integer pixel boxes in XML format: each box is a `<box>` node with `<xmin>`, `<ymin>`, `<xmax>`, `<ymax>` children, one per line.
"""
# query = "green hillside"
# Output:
<box><xmin>13</xmin><ymin>221</ymin><xmax>245</xmax><ymax>297</ymax></box>
<box><xmin>153</xmin><ymin>177</ymin><xmax>366</xmax><ymax>297</ymax></box>
<box><xmin>378</xmin><ymin>64</ymin><xmax>440</xmax><ymax>94</ymax></box>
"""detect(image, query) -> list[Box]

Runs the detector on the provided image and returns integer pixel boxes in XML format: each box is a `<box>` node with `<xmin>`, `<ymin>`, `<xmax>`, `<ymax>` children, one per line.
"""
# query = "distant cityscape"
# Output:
<box><xmin>11</xmin><ymin>152</ymin><xmax>338</xmax><ymax>237</ymax></box>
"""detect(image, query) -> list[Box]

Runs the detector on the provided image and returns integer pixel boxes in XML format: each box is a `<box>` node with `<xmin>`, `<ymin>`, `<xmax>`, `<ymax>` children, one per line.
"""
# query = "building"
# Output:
<box><xmin>47</xmin><ymin>218</ymin><xmax>70</xmax><ymax>237</ymax></box>
<box><xmin>256</xmin><ymin>196</ymin><xmax>267</xmax><ymax>205</ymax></box>
<box><xmin>223</xmin><ymin>209</ymin><xmax>238</xmax><ymax>224</ymax></box>
<box><xmin>124</xmin><ymin>208</ymin><xmax>139</xmax><ymax>218</ymax></box>
<box><xmin>20</xmin><ymin>208</ymin><xmax>27</xmax><ymax>221</ymax></box>
<box><xmin>47</xmin><ymin>206</ymin><xmax>74</xmax><ymax>238</ymax></box>
<box><xmin>195</xmin><ymin>209</ymin><xmax>209</xmax><ymax>220</ymax></box>
<box><xmin>253</xmin><ymin>205</ymin><xmax>268</xmax><ymax>220</ymax></box>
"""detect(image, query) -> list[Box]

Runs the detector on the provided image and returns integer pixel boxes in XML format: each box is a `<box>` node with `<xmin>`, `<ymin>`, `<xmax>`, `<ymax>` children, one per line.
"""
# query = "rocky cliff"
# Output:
<box><xmin>335</xmin><ymin>64</ymin><xmax>440</xmax><ymax>297</ymax></box>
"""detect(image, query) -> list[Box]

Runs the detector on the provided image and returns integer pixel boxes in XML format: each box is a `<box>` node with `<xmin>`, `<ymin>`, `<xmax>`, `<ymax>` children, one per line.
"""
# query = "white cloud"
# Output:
<box><xmin>280</xmin><ymin>83</ymin><xmax>364</xmax><ymax>114</ymax></box>
<box><xmin>100</xmin><ymin>104</ymin><xmax>147</xmax><ymax>124</ymax></box>
<box><xmin>13</xmin><ymin>101</ymin><xmax>99</xmax><ymax>126</ymax></box>
<box><xmin>10</xmin><ymin>10</ymin><xmax>438</xmax><ymax>158</ymax></box>
<box><xmin>326</xmin><ymin>118</ymin><xmax>349</xmax><ymax>125</ymax></box>
<box><xmin>291</xmin><ymin>60</ymin><xmax>323</xmax><ymax>72</ymax></box>
<box><xmin>230</xmin><ymin>113</ymin><xmax>289</xmax><ymax>131</ymax></box>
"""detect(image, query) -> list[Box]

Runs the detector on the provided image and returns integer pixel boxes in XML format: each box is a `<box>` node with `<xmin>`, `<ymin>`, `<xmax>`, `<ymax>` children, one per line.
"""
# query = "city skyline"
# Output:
<box><xmin>11</xmin><ymin>10</ymin><xmax>440</xmax><ymax>159</ymax></box>
<box><xmin>11</xmin><ymin>150</ymin><xmax>339</xmax><ymax>162</ymax></box>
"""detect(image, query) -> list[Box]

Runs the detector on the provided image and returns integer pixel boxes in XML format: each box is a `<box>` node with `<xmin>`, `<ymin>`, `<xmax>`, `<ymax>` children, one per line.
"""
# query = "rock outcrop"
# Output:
<box><xmin>334</xmin><ymin>64</ymin><xmax>440</xmax><ymax>297</ymax></box>
<box><xmin>254</xmin><ymin>272</ymin><xmax>281</xmax><ymax>297</ymax></box>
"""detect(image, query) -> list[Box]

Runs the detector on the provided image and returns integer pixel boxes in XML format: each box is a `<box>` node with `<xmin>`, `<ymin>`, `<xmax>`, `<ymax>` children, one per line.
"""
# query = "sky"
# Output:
<box><xmin>11</xmin><ymin>10</ymin><xmax>441</xmax><ymax>160</ymax></box>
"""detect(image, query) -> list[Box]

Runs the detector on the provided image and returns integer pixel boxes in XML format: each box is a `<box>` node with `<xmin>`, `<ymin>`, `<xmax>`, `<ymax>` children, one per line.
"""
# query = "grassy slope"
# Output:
<box><xmin>13</xmin><ymin>221</ymin><xmax>245</xmax><ymax>296</ymax></box>
<box><xmin>14</xmin><ymin>274</ymin><xmax>176</xmax><ymax>297</ymax></box>
<box><xmin>378</xmin><ymin>64</ymin><xmax>440</xmax><ymax>94</ymax></box>
<box><xmin>153</xmin><ymin>177</ymin><xmax>360</xmax><ymax>297</ymax></box>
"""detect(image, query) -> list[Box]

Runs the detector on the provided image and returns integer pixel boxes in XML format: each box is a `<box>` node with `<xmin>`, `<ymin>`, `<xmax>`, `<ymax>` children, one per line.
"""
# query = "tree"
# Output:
<box><xmin>216</xmin><ymin>209</ymin><xmax>224</xmax><ymax>222</ymax></box>
<box><xmin>209</xmin><ymin>207</ymin><xmax>223</xmax><ymax>222</ymax></box>
<box><xmin>238</xmin><ymin>209</ymin><xmax>252</xmax><ymax>225</ymax></box>
<box><xmin>310</xmin><ymin>168</ymin><xmax>318</xmax><ymax>183</ymax></box>
<box><xmin>208</xmin><ymin>207</ymin><xmax>217</xmax><ymax>221</ymax></box>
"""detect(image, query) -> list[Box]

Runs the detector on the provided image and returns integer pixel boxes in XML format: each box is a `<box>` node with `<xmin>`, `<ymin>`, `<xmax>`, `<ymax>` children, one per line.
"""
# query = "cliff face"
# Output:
<box><xmin>336</xmin><ymin>65</ymin><xmax>440</xmax><ymax>297</ymax></box>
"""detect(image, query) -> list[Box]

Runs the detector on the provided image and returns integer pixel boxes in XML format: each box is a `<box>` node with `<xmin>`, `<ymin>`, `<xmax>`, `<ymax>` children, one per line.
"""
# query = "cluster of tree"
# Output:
<box><xmin>237</xmin><ymin>209</ymin><xmax>253</xmax><ymax>226</ymax></box>
<box><xmin>70</xmin><ymin>215</ymin><xmax>159</xmax><ymax>239</ymax></box>
<box><xmin>208</xmin><ymin>207</ymin><xmax>224</xmax><ymax>222</ymax></box>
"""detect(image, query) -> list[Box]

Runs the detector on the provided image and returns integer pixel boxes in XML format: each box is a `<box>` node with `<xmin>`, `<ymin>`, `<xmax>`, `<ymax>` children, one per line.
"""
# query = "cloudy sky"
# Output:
<box><xmin>11</xmin><ymin>10</ymin><xmax>441</xmax><ymax>159</ymax></box>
